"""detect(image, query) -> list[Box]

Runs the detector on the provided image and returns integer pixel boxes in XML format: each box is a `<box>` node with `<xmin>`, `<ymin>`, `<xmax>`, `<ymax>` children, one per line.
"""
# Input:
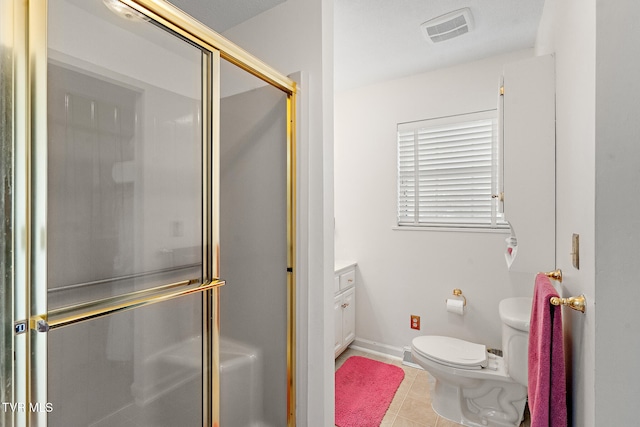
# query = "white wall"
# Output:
<box><xmin>334</xmin><ymin>49</ymin><xmax>536</xmax><ymax>356</ymax></box>
<box><xmin>537</xmin><ymin>1</ymin><xmax>640</xmax><ymax>425</ymax></box>
<box><xmin>535</xmin><ymin>1</ymin><xmax>596</xmax><ymax>425</ymax></box>
<box><xmin>594</xmin><ymin>1</ymin><xmax>640</xmax><ymax>425</ymax></box>
<box><xmin>220</xmin><ymin>1</ymin><xmax>334</xmax><ymax>425</ymax></box>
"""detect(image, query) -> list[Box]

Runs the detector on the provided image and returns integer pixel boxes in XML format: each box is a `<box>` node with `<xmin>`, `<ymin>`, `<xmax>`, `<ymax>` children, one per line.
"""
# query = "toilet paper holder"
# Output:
<box><xmin>452</xmin><ymin>288</ymin><xmax>466</xmax><ymax>306</ymax></box>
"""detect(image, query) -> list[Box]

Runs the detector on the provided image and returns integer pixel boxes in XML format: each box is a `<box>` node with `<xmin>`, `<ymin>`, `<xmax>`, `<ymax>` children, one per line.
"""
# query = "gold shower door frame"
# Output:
<box><xmin>8</xmin><ymin>1</ymin><xmax>298</xmax><ymax>426</ymax></box>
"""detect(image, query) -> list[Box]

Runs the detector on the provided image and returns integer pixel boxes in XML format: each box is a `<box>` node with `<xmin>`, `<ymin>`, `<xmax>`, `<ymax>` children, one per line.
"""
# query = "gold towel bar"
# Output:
<box><xmin>542</xmin><ymin>269</ymin><xmax>586</xmax><ymax>313</ymax></box>
<box><xmin>550</xmin><ymin>295</ymin><xmax>586</xmax><ymax>313</ymax></box>
<box><xmin>543</xmin><ymin>269</ymin><xmax>563</xmax><ymax>283</ymax></box>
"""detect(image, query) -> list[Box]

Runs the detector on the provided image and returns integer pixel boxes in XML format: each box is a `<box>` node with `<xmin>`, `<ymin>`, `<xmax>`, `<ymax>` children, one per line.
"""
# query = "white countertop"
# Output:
<box><xmin>334</xmin><ymin>260</ymin><xmax>357</xmax><ymax>273</ymax></box>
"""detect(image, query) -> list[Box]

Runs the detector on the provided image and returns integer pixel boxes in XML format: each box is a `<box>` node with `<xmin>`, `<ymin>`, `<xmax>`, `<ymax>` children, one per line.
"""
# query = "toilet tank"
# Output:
<box><xmin>498</xmin><ymin>297</ymin><xmax>532</xmax><ymax>387</ymax></box>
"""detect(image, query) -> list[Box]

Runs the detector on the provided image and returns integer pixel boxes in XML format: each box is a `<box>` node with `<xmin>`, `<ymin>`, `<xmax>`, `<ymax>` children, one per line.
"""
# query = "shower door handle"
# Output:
<box><xmin>32</xmin><ymin>279</ymin><xmax>225</xmax><ymax>331</ymax></box>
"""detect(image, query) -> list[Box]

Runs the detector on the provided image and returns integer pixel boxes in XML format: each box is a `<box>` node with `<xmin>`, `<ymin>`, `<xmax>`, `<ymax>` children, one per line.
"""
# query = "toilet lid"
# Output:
<box><xmin>412</xmin><ymin>336</ymin><xmax>488</xmax><ymax>369</ymax></box>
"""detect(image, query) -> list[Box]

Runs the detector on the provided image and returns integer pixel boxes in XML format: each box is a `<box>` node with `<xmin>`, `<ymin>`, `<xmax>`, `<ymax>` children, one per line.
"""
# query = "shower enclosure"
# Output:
<box><xmin>1</xmin><ymin>0</ymin><xmax>297</xmax><ymax>426</ymax></box>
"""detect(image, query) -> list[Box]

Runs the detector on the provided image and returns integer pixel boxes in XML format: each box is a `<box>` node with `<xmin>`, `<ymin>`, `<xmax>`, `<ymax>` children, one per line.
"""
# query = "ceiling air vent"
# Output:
<box><xmin>421</xmin><ymin>8</ymin><xmax>474</xmax><ymax>43</ymax></box>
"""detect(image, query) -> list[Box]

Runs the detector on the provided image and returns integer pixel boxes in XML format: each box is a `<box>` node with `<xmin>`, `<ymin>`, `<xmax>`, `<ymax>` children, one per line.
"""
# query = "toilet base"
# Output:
<box><xmin>428</xmin><ymin>372</ymin><xmax>526</xmax><ymax>427</ymax></box>
<box><xmin>411</xmin><ymin>346</ymin><xmax>527</xmax><ymax>427</ymax></box>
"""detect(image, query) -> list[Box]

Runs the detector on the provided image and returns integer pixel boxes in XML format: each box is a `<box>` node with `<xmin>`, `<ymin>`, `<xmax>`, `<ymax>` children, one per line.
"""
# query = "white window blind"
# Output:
<box><xmin>397</xmin><ymin>110</ymin><xmax>506</xmax><ymax>229</ymax></box>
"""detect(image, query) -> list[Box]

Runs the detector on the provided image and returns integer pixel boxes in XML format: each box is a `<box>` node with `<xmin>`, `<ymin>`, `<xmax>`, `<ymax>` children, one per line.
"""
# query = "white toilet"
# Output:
<box><xmin>411</xmin><ymin>297</ymin><xmax>532</xmax><ymax>427</ymax></box>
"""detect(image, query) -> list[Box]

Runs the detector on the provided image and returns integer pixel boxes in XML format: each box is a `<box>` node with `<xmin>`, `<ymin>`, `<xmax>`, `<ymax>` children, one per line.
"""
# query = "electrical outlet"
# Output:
<box><xmin>411</xmin><ymin>315</ymin><xmax>420</xmax><ymax>330</ymax></box>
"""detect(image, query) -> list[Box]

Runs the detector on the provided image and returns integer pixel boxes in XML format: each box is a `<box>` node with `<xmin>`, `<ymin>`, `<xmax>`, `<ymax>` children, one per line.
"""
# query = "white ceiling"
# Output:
<box><xmin>168</xmin><ymin>0</ymin><xmax>287</xmax><ymax>32</ymax></box>
<box><xmin>334</xmin><ymin>0</ymin><xmax>546</xmax><ymax>92</ymax></box>
<box><xmin>170</xmin><ymin>0</ymin><xmax>546</xmax><ymax>92</ymax></box>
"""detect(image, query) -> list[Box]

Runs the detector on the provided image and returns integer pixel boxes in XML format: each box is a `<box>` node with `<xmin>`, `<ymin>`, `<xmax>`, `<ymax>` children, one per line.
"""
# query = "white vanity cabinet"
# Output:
<box><xmin>334</xmin><ymin>262</ymin><xmax>357</xmax><ymax>358</ymax></box>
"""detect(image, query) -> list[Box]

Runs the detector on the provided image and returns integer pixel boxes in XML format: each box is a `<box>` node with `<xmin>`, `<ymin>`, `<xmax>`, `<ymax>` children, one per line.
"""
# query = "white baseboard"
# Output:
<box><xmin>402</xmin><ymin>346</ymin><xmax>422</xmax><ymax>369</ymax></box>
<box><xmin>349</xmin><ymin>339</ymin><xmax>424</xmax><ymax>371</ymax></box>
<box><xmin>350</xmin><ymin>338</ymin><xmax>404</xmax><ymax>360</ymax></box>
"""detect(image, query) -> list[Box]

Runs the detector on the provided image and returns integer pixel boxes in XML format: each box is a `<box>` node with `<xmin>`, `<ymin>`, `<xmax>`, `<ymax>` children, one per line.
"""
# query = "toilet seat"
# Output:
<box><xmin>412</xmin><ymin>336</ymin><xmax>488</xmax><ymax>370</ymax></box>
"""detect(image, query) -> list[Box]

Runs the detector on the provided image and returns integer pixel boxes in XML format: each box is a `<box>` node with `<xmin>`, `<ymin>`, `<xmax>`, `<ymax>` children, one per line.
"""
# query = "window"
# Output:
<box><xmin>397</xmin><ymin>110</ymin><xmax>506</xmax><ymax>229</ymax></box>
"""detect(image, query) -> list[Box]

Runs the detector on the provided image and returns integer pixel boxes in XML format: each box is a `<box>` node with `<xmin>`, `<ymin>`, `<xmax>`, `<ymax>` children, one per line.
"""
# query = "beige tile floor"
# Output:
<box><xmin>335</xmin><ymin>347</ymin><xmax>530</xmax><ymax>427</ymax></box>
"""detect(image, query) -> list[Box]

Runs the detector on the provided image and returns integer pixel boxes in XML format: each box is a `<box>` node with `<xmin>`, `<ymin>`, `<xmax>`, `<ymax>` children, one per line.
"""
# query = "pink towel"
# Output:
<box><xmin>528</xmin><ymin>273</ymin><xmax>568</xmax><ymax>427</ymax></box>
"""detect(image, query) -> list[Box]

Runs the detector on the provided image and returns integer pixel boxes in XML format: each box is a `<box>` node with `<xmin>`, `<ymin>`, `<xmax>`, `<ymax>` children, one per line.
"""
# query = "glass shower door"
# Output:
<box><xmin>30</xmin><ymin>1</ymin><xmax>221</xmax><ymax>425</ymax></box>
<box><xmin>7</xmin><ymin>0</ymin><xmax>298</xmax><ymax>425</ymax></box>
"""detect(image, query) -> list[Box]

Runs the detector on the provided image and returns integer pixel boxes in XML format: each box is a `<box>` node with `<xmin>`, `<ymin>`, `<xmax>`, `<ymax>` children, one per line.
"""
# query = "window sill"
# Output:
<box><xmin>392</xmin><ymin>225</ymin><xmax>510</xmax><ymax>234</ymax></box>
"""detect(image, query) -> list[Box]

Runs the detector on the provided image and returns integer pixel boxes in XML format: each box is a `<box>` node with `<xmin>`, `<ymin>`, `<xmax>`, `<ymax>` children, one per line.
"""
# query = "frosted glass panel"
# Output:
<box><xmin>46</xmin><ymin>2</ymin><xmax>206</xmax><ymax>424</ymax></box>
<box><xmin>47</xmin><ymin>294</ymin><xmax>203</xmax><ymax>427</ymax></box>
<box><xmin>47</xmin><ymin>0</ymin><xmax>203</xmax><ymax>309</ymax></box>
<box><xmin>219</xmin><ymin>59</ymin><xmax>288</xmax><ymax>427</ymax></box>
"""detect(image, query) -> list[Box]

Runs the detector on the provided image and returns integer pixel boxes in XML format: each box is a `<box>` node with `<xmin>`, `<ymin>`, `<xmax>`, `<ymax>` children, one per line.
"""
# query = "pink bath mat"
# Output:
<box><xmin>335</xmin><ymin>356</ymin><xmax>405</xmax><ymax>427</ymax></box>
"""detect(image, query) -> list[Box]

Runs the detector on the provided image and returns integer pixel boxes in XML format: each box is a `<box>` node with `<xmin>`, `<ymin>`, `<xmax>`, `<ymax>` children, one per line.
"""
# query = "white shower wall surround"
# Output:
<box><xmin>132</xmin><ymin>335</ymin><xmax>268</xmax><ymax>427</ymax></box>
<box><xmin>48</xmin><ymin>296</ymin><xmax>203</xmax><ymax>427</ymax></box>
<box><xmin>47</xmin><ymin>65</ymin><xmax>203</xmax><ymax>304</ymax></box>
<box><xmin>50</xmin><ymin>322</ymin><xmax>266</xmax><ymax>427</ymax></box>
